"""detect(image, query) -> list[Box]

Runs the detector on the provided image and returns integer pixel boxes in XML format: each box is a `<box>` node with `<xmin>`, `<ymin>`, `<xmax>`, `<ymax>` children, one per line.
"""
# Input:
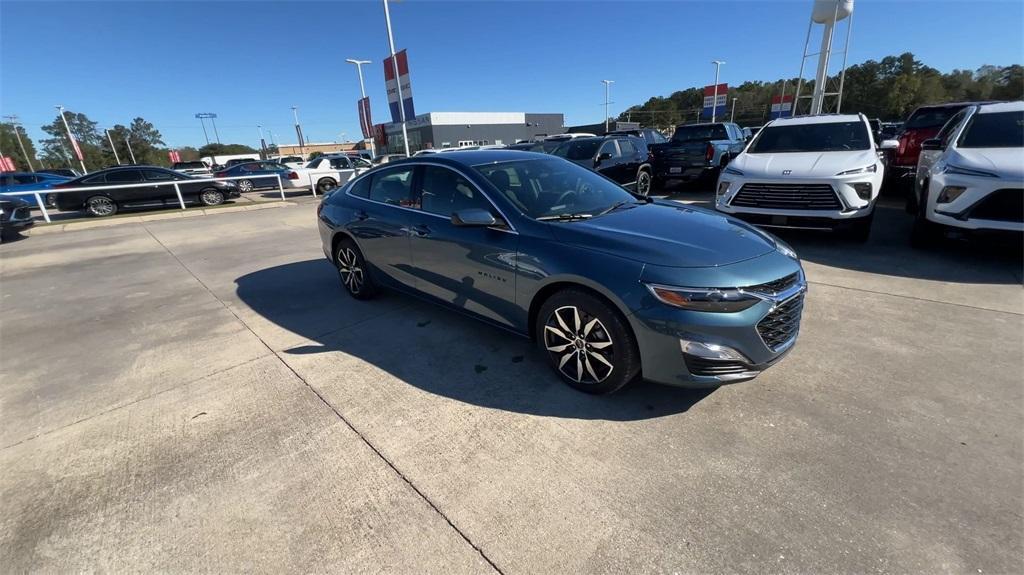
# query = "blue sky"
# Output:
<box><xmin>2</xmin><ymin>0</ymin><xmax>1021</xmax><ymax>149</ymax></box>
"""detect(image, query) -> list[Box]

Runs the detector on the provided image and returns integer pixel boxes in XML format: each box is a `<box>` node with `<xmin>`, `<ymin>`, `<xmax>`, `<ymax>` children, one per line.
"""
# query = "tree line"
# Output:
<box><xmin>617</xmin><ymin>52</ymin><xmax>1023</xmax><ymax>130</ymax></box>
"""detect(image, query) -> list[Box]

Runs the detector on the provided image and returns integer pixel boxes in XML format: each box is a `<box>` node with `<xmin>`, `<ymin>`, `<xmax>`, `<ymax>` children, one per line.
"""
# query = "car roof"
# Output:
<box><xmin>768</xmin><ymin>114</ymin><xmax>863</xmax><ymax>126</ymax></box>
<box><xmin>976</xmin><ymin>101</ymin><xmax>1023</xmax><ymax>113</ymax></box>
<box><xmin>386</xmin><ymin>150</ymin><xmax>551</xmax><ymax>168</ymax></box>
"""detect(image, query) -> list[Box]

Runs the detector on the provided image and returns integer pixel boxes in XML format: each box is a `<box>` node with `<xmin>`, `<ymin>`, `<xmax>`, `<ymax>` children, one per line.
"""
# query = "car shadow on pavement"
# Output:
<box><xmin>235</xmin><ymin>259</ymin><xmax>715</xmax><ymax>421</ymax></box>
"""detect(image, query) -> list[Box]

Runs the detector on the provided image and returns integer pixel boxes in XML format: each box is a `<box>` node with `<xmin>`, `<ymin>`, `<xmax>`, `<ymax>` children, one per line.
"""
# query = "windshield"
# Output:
<box><xmin>552</xmin><ymin>139</ymin><xmax>601</xmax><ymax>160</ymax></box>
<box><xmin>958</xmin><ymin>111</ymin><xmax>1024</xmax><ymax>148</ymax></box>
<box><xmin>672</xmin><ymin>124</ymin><xmax>727</xmax><ymax>142</ymax></box>
<box><xmin>750</xmin><ymin>121</ymin><xmax>870</xmax><ymax>153</ymax></box>
<box><xmin>474</xmin><ymin>158</ymin><xmax>637</xmax><ymax>220</ymax></box>
<box><xmin>905</xmin><ymin>107</ymin><xmax>962</xmax><ymax>130</ymax></box>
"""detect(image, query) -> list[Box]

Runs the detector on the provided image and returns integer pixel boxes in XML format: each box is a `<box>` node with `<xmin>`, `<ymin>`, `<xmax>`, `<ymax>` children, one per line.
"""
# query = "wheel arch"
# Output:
<box><xmin>527</xmin><ymin>278</ymin><xmax>637</xmax><ymax>343</ymax></box>
<box><xmin>330</xmin><ymin>229</ymin><xmax>356</xmax><ymax>263</ymax></box>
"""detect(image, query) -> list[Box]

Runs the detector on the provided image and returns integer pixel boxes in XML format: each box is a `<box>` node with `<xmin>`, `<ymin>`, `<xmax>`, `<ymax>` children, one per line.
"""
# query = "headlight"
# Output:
<box><xmin>776</xmin><ymin>240</ymin><xmax>798</xmax><ymax>260</ymax></box>
<box><xmin>723</xmin><ymin>167</ymin><xmax>744</xmax><ymax>176</ymax></box>
<box><xmin>945</xmin><ymin>164</ymin><xmax>998</xmax><ymax>178</ymax></box>
<box><xmin>645</xmin><ymin>284</ymin><xmax>761</xmax><ymax>313</ymax></box>
<box><xmin>937</xmin><ymin>186</ymin><xmax>967</xmax><ymax>203</ymax></box>
<box><xmin>836</xmin><ymin>164</ymin><xmax>877</xmax><ymax>176</ymax></box>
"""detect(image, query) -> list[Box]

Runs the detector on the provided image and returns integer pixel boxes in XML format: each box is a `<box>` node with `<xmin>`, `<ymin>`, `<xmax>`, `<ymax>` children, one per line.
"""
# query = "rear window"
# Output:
<box><xmin>173</xmin><ymin>161</ymin><xmax>206</xmax><ymax>169</ymax></box>
<box><xmin>905</xmin><ymin>106</ymin><xmax>964</xmax><ymax>130</ymax></box>
<box><xmin>552</xmin><ymin>139</ymin><xmax>601</xmax><ymax>160</ymax></box>
<box><xmin>959</xmin><ymin>111</ymin><xmax>1024</xmax><ymax>148</ymax></box>
<box><xmin>751</xmin><ymin>121</ymin><xmax>870</xmax><ymax>153</ymax></box>
<box><xmin>279</xmin><ymin>156</ymin><xmax>303</xmax><ymax>163</ymax></box>
<box><xmin>672</xmin><ymin>124</ymin><xmax>727</xmax><ymax>142</ymax></box>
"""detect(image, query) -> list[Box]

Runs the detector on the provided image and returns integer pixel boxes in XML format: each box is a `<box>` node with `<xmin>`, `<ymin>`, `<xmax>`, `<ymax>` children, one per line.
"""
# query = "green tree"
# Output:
<box><xmin>126</xmin><ymin>117</ymin><xmax>165</xmax><ymax>165</ymax></box>
<box><xmin>40</xmin><ymin>110</ymin><xmax>104</xmax><ymax>170</ymax></box>
<box><xmin>308</xmin><ymin>151</ymin><xmax>325</xmax><ymax>161</ymax></box>
<box><xmin>0</xmin><ymin>122</ymin><xmax>38</xmax><ymax>170</ymax></box>
<box><xmin>197</xmin><ymin>143</ymin><xmax>258</xmax><ymax>157</ymax></box>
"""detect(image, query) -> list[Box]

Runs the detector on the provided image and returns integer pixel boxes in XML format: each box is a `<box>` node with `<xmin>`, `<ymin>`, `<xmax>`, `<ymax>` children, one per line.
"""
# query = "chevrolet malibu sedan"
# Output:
<box><xmin>317</xmin><ymin>151</ymin><xmax>806</xmax><ymax>394</ymax></box>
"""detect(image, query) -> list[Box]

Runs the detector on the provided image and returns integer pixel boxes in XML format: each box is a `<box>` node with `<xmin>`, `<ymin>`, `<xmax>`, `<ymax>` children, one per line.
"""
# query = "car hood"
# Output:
<box><xmin>734</xmin><ymin>150</ymin><xmax>878</xmax><ymax>177</ymax></box>
<box><xmin>547</xmin><ymin>202</ymin><xmax>778</xmax><ymax>268</ymax></box>
<box><xmin>952</xmin><ymin>148</ymin><xmax>1024</xmax><ymax>179</ymax></box>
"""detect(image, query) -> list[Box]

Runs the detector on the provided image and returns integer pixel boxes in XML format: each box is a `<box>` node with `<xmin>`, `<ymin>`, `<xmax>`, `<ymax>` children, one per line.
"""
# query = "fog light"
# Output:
<box><xmin>937</xmin><ymin>186</ymin><xmax>966</xmax><ymax>203</ymax></box>
<box><xmin>852</xmin><ymin>182</ymin><xmax>872</xmax><ymax>200</ymax></box>
<box><xmin>717</xmin><ymin>181</ymin><xmax>730</xmax><ymax>199</ymax></box>
<box><xmin>680</xmin><ymin>339</ymin><xmax>749</xmax><ymax>362</ymax></box>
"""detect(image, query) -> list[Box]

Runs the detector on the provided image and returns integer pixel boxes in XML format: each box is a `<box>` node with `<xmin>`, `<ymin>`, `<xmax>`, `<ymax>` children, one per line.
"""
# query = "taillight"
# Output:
<box><xmin>705</xmin><ymin>142</ymin><xmax>714</xmax><ymax>163</ymax></box>
<box><xmin>288</xmin><ymin>171</ymin><xmax>299</xmax><ymax>180</ymax></box>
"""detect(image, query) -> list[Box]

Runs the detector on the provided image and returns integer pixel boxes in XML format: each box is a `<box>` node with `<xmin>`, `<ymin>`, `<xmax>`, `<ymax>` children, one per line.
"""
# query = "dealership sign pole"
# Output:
<box><xmin>4</xmin><ymin>115</ymin><xmax>35</xmax><ymax>172</ymax></box>
<box><xmin>105</xmin><ymin>129</ymin><xmax>122</xmax><ymax>165</ymax></box>
<box><xmin>383</xmin><ymin>0</ymin><xmax>411</xmax><ymax>157</ymax></box>
<box><xmin>57</xmin><ymin>105</ymin><xmax>88</xmax><ymax>174</ymax></box>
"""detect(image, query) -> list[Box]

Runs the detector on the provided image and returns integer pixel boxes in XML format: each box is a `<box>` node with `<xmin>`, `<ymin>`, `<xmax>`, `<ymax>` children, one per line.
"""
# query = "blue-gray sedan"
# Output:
<box><xmin>317</xmin><ymin>150</ymin><xmax>806</xmax><ymax>394</ymax></box>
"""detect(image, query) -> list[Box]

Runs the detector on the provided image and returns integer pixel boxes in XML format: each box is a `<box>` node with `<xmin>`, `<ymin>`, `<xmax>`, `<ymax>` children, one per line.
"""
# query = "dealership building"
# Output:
<box><xmin>382</xmin><ymin>112</ymin><xmax>564</xmax><ymax>153</ymax></box>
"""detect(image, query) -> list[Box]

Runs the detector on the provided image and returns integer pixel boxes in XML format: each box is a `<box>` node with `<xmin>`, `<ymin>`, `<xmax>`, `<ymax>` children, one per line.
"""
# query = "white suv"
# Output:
<box><xmin>715</xmin><ymin>114</ymin><xmax>897</xmax><ymax>242</ymax></box>
<box><xmin>910</xmin><ymin>101</ymin><xmax>1023</xmax><ymax>245</ymax></box>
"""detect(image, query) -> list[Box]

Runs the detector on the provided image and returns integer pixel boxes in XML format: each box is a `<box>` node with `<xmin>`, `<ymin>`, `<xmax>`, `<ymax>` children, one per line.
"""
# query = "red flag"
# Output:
<box><xmin>358</xmin><ymin>97</ymin><xmax>373</xmax><ymax>139</ymax></box>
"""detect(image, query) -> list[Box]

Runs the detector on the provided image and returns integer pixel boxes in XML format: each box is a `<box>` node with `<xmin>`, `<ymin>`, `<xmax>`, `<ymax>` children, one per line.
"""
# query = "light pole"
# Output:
<box><xmin>3</xmin><ymin>115</ymin><xmax>35</xmax><ymax>171</ymax></box>
<box><xmin>105</xmin><ymin>129</ymin><xmax>122</xmax><ymax>165</ymax></box>
<box><xmin>124</xmin><ymin>136</ymin><xmax>137</xmax><ymax>164</ymax></box>
<box><xmin>291</xmin><ymin>106</ymin><xmax>305</xmax><ymax>156</ymax></box>
<box><xmin>383</xmin><ymin>0</ymin><xmax>411</xmax><ymax>157</ymax></box>
<box><xmin>257</xmin><ymin>124</ymin><xmax>267</xmax><ymax>158</ymax></box>
<box><xmin>56</xmin><ymin>105</ymin><xmax>87</xmax><ymax>174</ymax></box>
<box><xmin>346</xmin><ymin>58</ymin><xmax>376</xmax><ymax>157</ymax></box>
<box><xmin>730</xmin><ymin>97</ymin><xmax>738</xmax><ymax>123</ymax></box>
<box><xmin>601</xmin><ymin>80</ymin><xmax>614</xmax><ymax>133</ymax></box>
<box><xmin>711</xmin><ymin>60</ymin><xmax>726</xmax><ymax>122</ymax></box>
<box><xmin>195</xmin><ymin>113</ymin><xmax>219</xmax><ymax>145</ymax></box>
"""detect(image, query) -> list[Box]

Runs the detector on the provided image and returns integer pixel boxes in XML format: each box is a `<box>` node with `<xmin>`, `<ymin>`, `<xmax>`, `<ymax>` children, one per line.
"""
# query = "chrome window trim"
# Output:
<box><xmin>344</xmin><ymin>161</ymin><xmax>519</xmax><ymax>235</ymax></box>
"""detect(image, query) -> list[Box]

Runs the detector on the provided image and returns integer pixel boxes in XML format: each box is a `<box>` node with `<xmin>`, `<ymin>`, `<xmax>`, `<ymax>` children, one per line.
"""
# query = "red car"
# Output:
<box><xmin>889</xmin><ymin>102</ymin><xmax>995</xmax><ymax>182</ymax></box>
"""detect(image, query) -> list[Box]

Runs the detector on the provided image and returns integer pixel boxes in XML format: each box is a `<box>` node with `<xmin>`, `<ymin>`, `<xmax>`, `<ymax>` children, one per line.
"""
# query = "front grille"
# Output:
<box><xmin>757</xmin><ymin>294</ymin><xmax>804</xmax><ymax>351</ymax></box>
<box><xmin>731</xmin><ymin>183</ymin><xmax>842</xmax><ymax>211</ymax></box>
<box><xmin>745</xmin><ymin>272</ymin><xmax>799</xmax><ymax>296</ymax></box>
<box><xmin>968</xmin><ymin>189</ymin><xmax>1023</xmax><ymax>223</ymax></box>
<box><xmin>684</xmin><ymin>355</ymin><xmax>752</xmax><ymax>377</ymax></box>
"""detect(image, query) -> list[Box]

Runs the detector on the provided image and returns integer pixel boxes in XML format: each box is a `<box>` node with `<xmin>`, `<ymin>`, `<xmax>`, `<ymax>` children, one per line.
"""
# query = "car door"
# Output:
<box><xmin>594</xmin><ymin>139</ymin><xmax>624</xmax><ymax>183</ymax></box>
<box><xmin>329</xmin><ymin>156</ymin><xmax>356</xmax><ymax>185</ymax></box>
<box><xmin>346</xmin><ymin>165</ymin><xmax>418</xmax><ymax>289</ymax></box>
<box><xmin>615</xmin><ymin>138</ymin><xmax>642</xmax><ymax>185</ymax></box>
<box><xmin>103</xmin><ymin>169</ymin><xmax>147</xmax><ymax>204</ymax></box>
<box><xmin>142</xmin><ymin>168</ymin><xmax>185</xmax><ymax>203</ymax></box>
<box><xmin>406</xmin><ymin>164</ymin><xmax>519</xmax><ymax>328</ymax></box>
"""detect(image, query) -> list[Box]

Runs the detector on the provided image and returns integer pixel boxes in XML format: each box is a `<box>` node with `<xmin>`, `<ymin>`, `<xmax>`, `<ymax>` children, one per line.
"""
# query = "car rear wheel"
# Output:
<box><xmin>537</xmin><ymin>289</ymin><xmax>640</xmax><ymax>394</ymax></box>
<box><xmin>636</xmin><ymin>169</ymin><xmax>652</xmax><ymax>197</ymax></box>
<box><xmin>199</xmin><ymin>188</ymin><xmax>225</xmax><ymax>206</ymax></box>
<box><xmin>317</xmin><ymin>177</ymin><xmax>337</xmax><ymax>194</ymax></box>
<box><xmin>336</xmin><ymin>239</ymin><xmax>377</xmax><ymax>300</ymax></box>
<box><xmin>238</xmin><ymin>179</ymin><xmax>254</xmax><ymax>192</ymax></box>
<box><xmin>86</xmin><ymin>195</ymin><xmax>117</xmax><ymax>217</ymax></box>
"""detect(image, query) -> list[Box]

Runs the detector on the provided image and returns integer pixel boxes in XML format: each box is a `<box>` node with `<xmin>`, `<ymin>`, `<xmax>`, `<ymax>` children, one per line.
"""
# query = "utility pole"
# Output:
<box><xmin>291</xmin><ymin>106</ymin><xmax>305</xmax><ymax>156</ymax></box>
<box><xmin>730</xmin><ymin>97</ymin><xmax>738</xmax><ymax>123</ymax></box>
<box><xmin>105</xmin><ymin>129</ymin><xmax>122</xmax><ymax>165</ymax></box>
<box><xmin>710</xmin><ymin>61</ymin><xmax>726</xmax><ymax>122</ymax></box>
<box><xmin>257</xmin><ymin>125</ymin><xmax>267</xmax><ymax>159</ymax></box>
<box><xmin>56</xmin><ymin>105</ymin><xmax>88</xmax><ymax>174</ymax></box>
<box><xmin>3</xmin><ymin>115</ymin><xmax>35</xmax><ymax>171</ymax></box>
<box><xmin>383</xmin><ymin>0</ymin><xmax>411</xmax><ymax>157</ymax></box>
<box><xmin>601</xmin><ymin>80</ymin><xmax>614</xmax><ymax>133</ymax></box>
<box><xmin>346</xmin><ymin>58</ymin><xmax>376</xmax><ymax>157</ymax></box>
<box><xmin>125</xmin><ymin>137</ymin><xmax>137</xmax><ymax>164</ymax></box>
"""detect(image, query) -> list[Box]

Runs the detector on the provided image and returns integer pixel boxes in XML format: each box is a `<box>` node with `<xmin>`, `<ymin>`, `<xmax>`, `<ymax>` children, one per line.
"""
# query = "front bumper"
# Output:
<box><xmin>714</xmin><ymin>174</ymin><xmax>880</xmax><ymax>228</ymax></box>
<box><xmin>925</xmin><ymin>174</ymin><xmax>1023</xmax><ymax>232</ymax></box>
<box><xmin>629</xmin><ymin>253</ymin><xmax>807</xmax><ymax>387</ymax></box>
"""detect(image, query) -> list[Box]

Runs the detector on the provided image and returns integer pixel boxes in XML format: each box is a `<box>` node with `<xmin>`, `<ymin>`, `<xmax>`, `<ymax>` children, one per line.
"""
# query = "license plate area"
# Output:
<box><xmin>771</xmin><ymin>215</ymin><xmax>788</xmax><ymax>225</ymax></box>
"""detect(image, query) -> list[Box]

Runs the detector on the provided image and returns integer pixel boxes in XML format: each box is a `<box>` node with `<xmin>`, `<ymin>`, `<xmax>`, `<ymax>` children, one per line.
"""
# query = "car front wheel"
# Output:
<box><xmin>238</xmin><ymin>179</ymin><xmax>254</xmax><ymax>192</ymax></box>
<box><xmin>537</xmin><ymin>289</ymin><xmax>640</xmax><ymax>394</ymax></box>
<box><xmin>86</xmin><ymin>195</ymin><xmax>117</xmax><ymax>217</ymax></box>
<box><xmin>199</xmin><ymin>188</ymin><xmax>225</xmax><ymax>206</ymax></box>
<box><xmin>636</xmin><ymin>169</ymin><xmax>652</xmax><ymax>197</ymax></box>
<box><xmin>317</xmin><ymin>178</ymin><xmax>337</xmax><ymax>194</ymax></box>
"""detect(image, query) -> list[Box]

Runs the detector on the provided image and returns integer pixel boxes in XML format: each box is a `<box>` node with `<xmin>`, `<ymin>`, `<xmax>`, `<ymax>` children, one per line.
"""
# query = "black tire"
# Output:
<box><xmin>85</xmin><ymin>195</ymin><xmax>117</xmax><ymax>217</ymax></box>
<box><xmin>317</xmin><ymin>177</ymin><xmax>337</xmax><ymax>195</ymax></box>
<box><xmin>844</xmin><ymin>213</ymin><xmax>873</xmax><ymax>243</ymax></box>
<box><xmin>536</xmin><ymin>289</ymin><xmax>641</xmax><ymax>394</ymax></box>
<box><xmin>635</xmin><ymin>169</ymin><xmax>652</xmax><ymax>197</ymax></box>
<box><xmin>238</xmin><ymin>179</ymin><xmax>255</xmax><ymax>193</ymax></box>
<box><xmin>335</xmin><ymin>238</ymin><xmax>377</xmax><ymax>300</ymax></box>
<box><xmin>199</xmin><ymin>188</ymin><xmax>225</xmax><ymax>206</ymax></box>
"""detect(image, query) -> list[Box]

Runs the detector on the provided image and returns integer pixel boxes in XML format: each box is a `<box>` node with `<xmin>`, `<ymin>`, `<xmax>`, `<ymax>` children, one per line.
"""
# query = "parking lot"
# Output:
<box><xmin>2</xmin><ymin>190</ymin><xmax>1021</xmax><ymax>572</ymax></box>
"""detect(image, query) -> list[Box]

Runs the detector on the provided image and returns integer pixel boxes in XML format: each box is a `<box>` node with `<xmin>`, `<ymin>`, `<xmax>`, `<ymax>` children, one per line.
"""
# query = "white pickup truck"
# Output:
<box><xmin>294</xmin><ymin>155</ymin><xmax>370</xmax><ymax>194</ymax></box>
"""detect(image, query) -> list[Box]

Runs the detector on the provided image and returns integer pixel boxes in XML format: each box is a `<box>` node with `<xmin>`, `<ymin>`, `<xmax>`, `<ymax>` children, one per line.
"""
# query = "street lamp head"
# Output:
<box><xmin>712</xmin><ymin>60</ymin><xmax>726</xmax><ymax>65</ymax></box>
<box><xmin>346</xmin><ymin>59</ymin><xmax>372</xmax><ymax>65</ymax></box>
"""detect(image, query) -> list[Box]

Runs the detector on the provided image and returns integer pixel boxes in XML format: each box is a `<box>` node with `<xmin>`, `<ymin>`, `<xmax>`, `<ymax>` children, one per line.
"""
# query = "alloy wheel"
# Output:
<box><xmin>637</xmin><ymin>171</ymin><xmax>652</xmax><ymax>196</ymax></box>
<box><xmin>238</xmin><ymin>179</ymin><xmax>254</xmax><ymax>192</ymax></box>
<box><xmin>318</xmin><ymin>179</ymin><xmax>337</xmax><ymax>194</ymax></box>
<box><xmin>201</xmin><ymin>190</ymin><xmax>224</xmax><ymax>205</ymax></box>
<box><xmin>337</xmin><ymin>247</ymin><xmax>364</xmax><ymax>295</ymax></box>
<box><xmin>543</xmin><ymin>305</ymin><xmax>614</xmax><ymax>384</ymax></box>
<box><xmin>87</xmin><ymin>196</ymin><xmax>115</xmax><ymax>217</ymax></box>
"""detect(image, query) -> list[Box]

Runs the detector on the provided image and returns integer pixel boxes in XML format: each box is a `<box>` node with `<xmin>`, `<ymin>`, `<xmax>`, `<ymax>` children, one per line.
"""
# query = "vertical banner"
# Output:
<box><xmin>701</xmin><ymin>84</ymin><xmax>728</xmax><ymax>120</ymax></box>
<box><xmin>295</xmin><ymin>125</ymin><xmax>306</xmax><ymax>148</ymax></box>
<box><xmin>168</xmin><ymin>150</ymin><xmax>181</xmax><ymax>163</ymax></box>
<box><xmin>68</xmin><ymin>135</ymin><xmax>84</xmax><ymax>161</ymax></box>
<box><xmin>358</xmin><ymin>97</ymin><xmax>373</xmax><ymax>139</ymax></box>
<box><xmin>373</xmin><ymin>124</ymin><xmax>387</xmax><ymax>150</ymax></box>
<box><xmin>0</xmin><ymin>157</ymin><xmax>15</xmax><ymax>172</ymax></box>
<box><xmin>383</xmin><ymin>49</ymin><xmax>415</xmax><ymax>124</ymax></box>
<box><xmin>770</xmin><ymin>94</ymin><xmax>794</xmax><ymax>119</ymax></box>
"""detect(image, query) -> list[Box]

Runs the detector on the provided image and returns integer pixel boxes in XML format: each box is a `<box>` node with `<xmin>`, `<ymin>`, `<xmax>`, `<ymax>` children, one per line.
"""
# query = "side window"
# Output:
<box><xmin>105</xmin><ymin>170</ymin><xmax>143</xmax><ymax>183</ymax></box>
<box><xmin>348</xmin><ymin>175</ymin><xmax>371</xmax><ymax>199</ymax></box>
<box><xmin>13</xmin><ymin>174</ymin><xmax>37</xmax><ymax>184</ymax></box>
<box><xmin>938</xmin><ymin>110</ymin><xmax>968</xmax><ymax>147</ymax></box>
<box><xmin>82</xmin><ymin>174</ymin><xmax>106</xmax><ymax>184</ymax></box>
<box><xmin>598</xmin><ymin>140</ymin><xmax>619</xmax><ymax>158</ymax></box>
<box><xmin>368</xmin><ymin>166</ymin><xmax>415</xmax><ymax>207</ymax></box>
<box><xmin>329</xmin><ymin>157</ymin><xmax>351</xmax><ymax>170</ymax></box>
<box><xmin>143</xmin><ymin>169</ymin><xmax>175</xmax><ymax>182</ymax></box>
<box><xmin>618</xmin><ymin>139</ymin><xmax>637</xmax><ymax>155</ymax></box>
<box><xmin>419</xmin><ymin>166</ymin><xmax>492</xmax><ymax>217</ymax></box>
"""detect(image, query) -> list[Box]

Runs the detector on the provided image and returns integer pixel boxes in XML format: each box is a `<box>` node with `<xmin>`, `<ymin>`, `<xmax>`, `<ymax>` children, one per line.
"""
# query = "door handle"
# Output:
<box><xmin>353</xmin><ymin>209</ymin><xmax>369</xmax><ymax>221</ymax></box>
<box><xmin>410</xmin><ymin>224</ymin><xmax>431</xmax><ymax>237</ymax></box>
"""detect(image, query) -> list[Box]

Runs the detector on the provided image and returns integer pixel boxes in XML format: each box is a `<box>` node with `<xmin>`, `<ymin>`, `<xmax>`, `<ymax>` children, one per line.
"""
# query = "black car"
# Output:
<box><xmin>0</xmin><ymin>197</ymin><xmax>35</xmax><ymax>240</ymax></box>
<box><xmin>607</xmin><ymin>128</ymin><xmax>669</xmax><ymax>146</ymax></box>
<box><xmin>53</xmin><ymin>165</ymin><xmax>240</xmax><ymax>217</ymax></box>
<box><xmin>551</xmin><ymin>136</ymin><xmax>653</xmax><ymax>196</ymax></box>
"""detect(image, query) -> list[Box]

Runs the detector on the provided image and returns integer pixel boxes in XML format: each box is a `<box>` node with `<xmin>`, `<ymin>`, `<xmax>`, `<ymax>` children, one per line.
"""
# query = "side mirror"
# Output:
<box><xmin>595</xmin><ymin>152</ymin><xmax>613</xmax><ymax>165</ymax></box>
<box><xmin>878</xmin><ymin>139</ymin><xmax>900</xmax><ymax>150</ymax></box>
<box><xmin>451</xmin><ymin>208</ymin><xmax>498</xmax><ymax>227</ymax></box>
<box><xmin>919</xmin><ymin>138</ymin><xmax>942</xmax><ymax>151</ymax></box>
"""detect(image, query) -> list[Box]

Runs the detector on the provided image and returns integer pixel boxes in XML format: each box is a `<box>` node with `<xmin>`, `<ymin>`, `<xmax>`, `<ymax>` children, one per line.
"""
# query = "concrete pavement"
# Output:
<box><xmin>1</xmin><ymin>198</ymin><xmax>1021</xmax><ymax>573</ymax></box>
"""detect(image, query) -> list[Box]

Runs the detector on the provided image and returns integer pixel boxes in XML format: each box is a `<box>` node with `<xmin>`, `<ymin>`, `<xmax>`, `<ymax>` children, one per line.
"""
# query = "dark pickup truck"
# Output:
<box><xmin>649</xmin><ymin>122</ymin><xmax>748</xmax><ymax>186</ymax></box>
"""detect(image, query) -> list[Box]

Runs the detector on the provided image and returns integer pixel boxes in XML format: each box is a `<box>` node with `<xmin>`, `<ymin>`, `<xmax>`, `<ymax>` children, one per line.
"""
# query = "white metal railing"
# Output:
<box><xmin>3</xmin><ymin>174</ymin><xmax>302</xmax><ymax>223</ymax></box>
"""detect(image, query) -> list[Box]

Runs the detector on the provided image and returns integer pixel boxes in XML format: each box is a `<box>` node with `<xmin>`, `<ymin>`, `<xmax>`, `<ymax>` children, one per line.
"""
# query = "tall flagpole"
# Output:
<box><xmin>383</xmin><ymin>0</ymin><xmax>410</xmax><ymax>157</ymax></box>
